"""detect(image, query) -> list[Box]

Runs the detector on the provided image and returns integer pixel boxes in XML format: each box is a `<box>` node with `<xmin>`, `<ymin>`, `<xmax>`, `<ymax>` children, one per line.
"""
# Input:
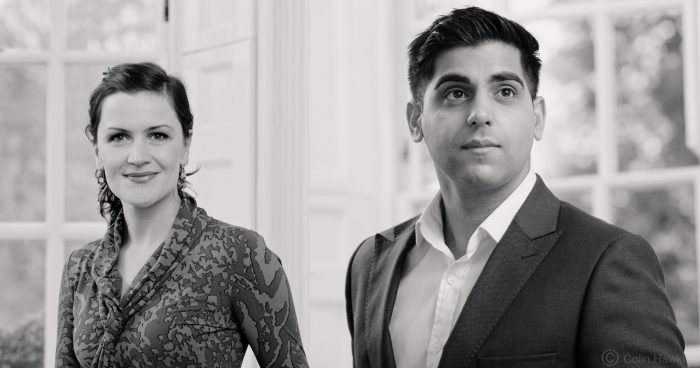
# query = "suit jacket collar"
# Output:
<box><xmin>367</xmin><ymin>215</ymin><xmax>419</xmax><ymax>368</ymax></box>
<box><xmin>365</xmin><ymin>176</ymin><xmax>561</xmax><ymax>368</ymax></box>
<box><xmin>438</xmin><ymin>176</ymin><xmax>561</xmax><ymax>367</ymax></box>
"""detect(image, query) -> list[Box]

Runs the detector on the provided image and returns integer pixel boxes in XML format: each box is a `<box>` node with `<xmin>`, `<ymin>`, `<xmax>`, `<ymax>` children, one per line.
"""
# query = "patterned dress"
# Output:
<box><xmin>55</xmin><ymin>197</ymin><xmax>308</xmax><ymax>368</ymax></box>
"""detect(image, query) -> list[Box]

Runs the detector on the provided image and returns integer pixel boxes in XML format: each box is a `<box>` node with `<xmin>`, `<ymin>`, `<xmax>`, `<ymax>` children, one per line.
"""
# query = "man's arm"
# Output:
<box><xmin>346</xmin><ymin>237</ymin><xmax>374</xmax><ymax>368</ymax></box>
<box><xmin>576</xmin><ymin>233</ymin><xmax>686</xmax><ymax>367</ymax></box>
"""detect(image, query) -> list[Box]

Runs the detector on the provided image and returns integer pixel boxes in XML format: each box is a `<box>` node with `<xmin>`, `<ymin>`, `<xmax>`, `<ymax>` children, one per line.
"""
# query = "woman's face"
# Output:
<box><xmin>95</xmin><ymin>91</ymin><xmax>190</xmax><ymax>211</ymax></box>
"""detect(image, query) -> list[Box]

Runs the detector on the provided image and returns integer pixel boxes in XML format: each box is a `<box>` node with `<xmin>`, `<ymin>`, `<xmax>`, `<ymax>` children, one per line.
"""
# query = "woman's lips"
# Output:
<box><xmin>124</xmin><ymin>172</ymin><xmax>158</xmax><ymax>183</ymax></box>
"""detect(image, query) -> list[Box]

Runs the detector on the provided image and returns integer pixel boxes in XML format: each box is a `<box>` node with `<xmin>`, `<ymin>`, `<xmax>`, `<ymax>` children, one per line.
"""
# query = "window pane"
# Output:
<box><xmin>528</xmin><ymin>19</ymin><xmax>596</xmax><ymax>177</ymax></box>
<box><xmin>0</xmin><ymin>240</ymin><xmax>45</xmax><ymax>367</ymax></box>
<box><xmin>0</xmin><ymin>0</ymin><xmax>49</xmax><ymax>50</ymax></box>
<box><xmin>508</xmin><ymin>0</ymin><xmax>589</xmax><ymax>13</ymax></box>
<box><xmin>0</xmin><ymin>65</ymin><xmax>46</xmax><ymax>221</ymax></box>
<box><xmin>66</xmin><ymin>0</ymin><xmax>159</xmax><ymax>51</ymax></box>
<box><xmin>612</xmin><ymin>184</ymin><xmax>698</xmax><ymax>344</ymax></box>
<box><xmin>615</xmin><ymin>12</ymin><xmax>697</xmax><ymax>171</ymax></box>
<box><xmin>65</xmin><ymin>64</ymin><xmax>110</xmax><ymax>222</ymax></box>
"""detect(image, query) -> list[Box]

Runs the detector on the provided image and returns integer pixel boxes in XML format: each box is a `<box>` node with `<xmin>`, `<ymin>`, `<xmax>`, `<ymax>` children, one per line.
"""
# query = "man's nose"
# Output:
<box><xmin>127</xmin><ymin>139</ymin><xmax>150</xmax><ymax>166</ymax></box>
<box><xmin>467</xmin><ymin>92</ymin><xmax>492</xmax><ymax>126</ymax></box>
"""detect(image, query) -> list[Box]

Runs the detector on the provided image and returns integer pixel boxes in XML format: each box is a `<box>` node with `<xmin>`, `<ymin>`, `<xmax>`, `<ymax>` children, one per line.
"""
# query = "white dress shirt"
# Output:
<box><xmin>389</xmin><ymin>171</ymin><xmax>537</xmax><ymax>368</ymax></box>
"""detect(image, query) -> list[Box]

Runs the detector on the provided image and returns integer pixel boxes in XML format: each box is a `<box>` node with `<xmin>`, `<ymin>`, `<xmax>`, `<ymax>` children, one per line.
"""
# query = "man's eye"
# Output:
<box><xmin>497</xmin><ymin>87</ymin><xmax>517</xmax><ymax>98</ymax></box>
<box><xmin>445</xmin><ymin>89</ymin><xmax>468</xmax><ymax>101</ymax></box>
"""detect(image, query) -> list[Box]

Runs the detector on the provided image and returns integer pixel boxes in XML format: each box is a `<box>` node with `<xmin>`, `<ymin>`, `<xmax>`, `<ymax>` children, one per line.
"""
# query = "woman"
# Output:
<box><xmin>56</xmin><ymin>62</ymin><xmax>308</xmax><ymax>367</ymax></box>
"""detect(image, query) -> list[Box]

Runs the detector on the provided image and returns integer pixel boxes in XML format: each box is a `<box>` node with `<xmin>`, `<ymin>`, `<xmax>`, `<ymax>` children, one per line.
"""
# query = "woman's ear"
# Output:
<box><xmin>94</xmin><ymin>146</ymin><xmax>103</xmax><ymax>169</ymax></box>
<box><xmin>182</xmin><ymin>135</ymin><xmax>191</xmax><ymax>166</ymax></box>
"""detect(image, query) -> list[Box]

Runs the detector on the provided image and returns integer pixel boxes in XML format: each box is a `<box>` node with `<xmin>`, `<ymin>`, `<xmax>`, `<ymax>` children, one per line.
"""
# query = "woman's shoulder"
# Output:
<box><xmin>61</xmin><ymin>238</ymin><xmax>101</xmax><ymax>282</ymax></box>
<box><xmin>201</xmin><ymin>216</ymin><xmax>282</xmax><ymax>266</ymax></box>
<box><xmin>204</xmin><ymin>217</ymin><xmax>262</xmax><ymax>244</ymax></box>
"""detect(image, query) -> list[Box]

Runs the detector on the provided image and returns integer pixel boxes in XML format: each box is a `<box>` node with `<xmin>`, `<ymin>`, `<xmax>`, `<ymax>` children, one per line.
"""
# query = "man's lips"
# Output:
<box><xmin>461</xmin><ymin>139</ymin><xmax>499</xmax><ymax>149</ymax></box>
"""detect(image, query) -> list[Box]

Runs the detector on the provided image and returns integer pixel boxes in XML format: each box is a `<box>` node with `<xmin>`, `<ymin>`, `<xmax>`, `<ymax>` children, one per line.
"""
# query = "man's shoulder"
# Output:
<box><xmin>349</xmin><ymin>215</ymin><xmax>419</xmax><ymax>272</ymax></box>
<box><xmin>556</xmin><ymin>200</ymin><xmax>646</xmax><ymax>253</ymax></box>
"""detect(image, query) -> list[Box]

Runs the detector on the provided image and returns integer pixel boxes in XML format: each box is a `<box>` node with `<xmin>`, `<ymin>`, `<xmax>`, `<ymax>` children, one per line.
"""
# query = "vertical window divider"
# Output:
<box><xmin>683</xmin><ymin>0</ymin><xmax>700</xmax><ymax>157</ymax></box>
<box><xmin>593</xmin><ymin>0</ymin><xmax>615</xmax><ymax>224</ymax></box>
<box><xmin>44</xmin><ymin>1</ymin><xmax>66</xmax><ymax>366</ymax></box>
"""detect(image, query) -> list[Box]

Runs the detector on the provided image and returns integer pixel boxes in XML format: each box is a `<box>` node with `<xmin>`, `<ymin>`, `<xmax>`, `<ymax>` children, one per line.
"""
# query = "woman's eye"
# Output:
<box><xmin>109</xmin><ymin>133</ymin><xmax>128</xmax><ymax>142</ymax></box>
<box><xmin>150</xmin><ymin>132</ymin><xmax>169</xmax><ymax>141</ymax></box>
<box><xmin>445</xmin><ymin>89</ymin><xmax>468</xmax><ymax>101</ymax></box>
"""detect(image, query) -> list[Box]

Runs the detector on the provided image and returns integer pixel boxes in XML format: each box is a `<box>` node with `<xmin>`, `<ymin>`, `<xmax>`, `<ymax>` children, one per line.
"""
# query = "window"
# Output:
<box><xmin>0</xmin><ymin>0</ymin><xmax>166</xmax><ymax>366</ymax></box>
<box><xmin>398</xmin><ymin>0</ymin><xmax>700</xmax><ymax>362</ymax></box>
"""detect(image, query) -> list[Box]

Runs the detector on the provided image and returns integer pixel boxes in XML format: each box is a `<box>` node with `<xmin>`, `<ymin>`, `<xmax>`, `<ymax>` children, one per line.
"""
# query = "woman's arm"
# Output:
<box><xmin>231</xmin><ymin>230</ymin><xmax>308</xmax><ymax>368</ymax></box>
<box><xmin>55</xmin><ymin>253</ymin><xmax>80</xmax><ymax>367</ymax></box>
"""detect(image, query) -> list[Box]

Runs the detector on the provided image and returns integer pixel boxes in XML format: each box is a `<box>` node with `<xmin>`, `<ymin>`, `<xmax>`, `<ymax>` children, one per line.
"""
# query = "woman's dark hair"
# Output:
<box><xmin>85</xmin><ymin>62</ymin><xmax>194</xmax><ymax>224</ymax></box>
<box><xmin>408</xmin><ymin>6</ymin><xmax>542</xmax><ymax>102</ymax></box>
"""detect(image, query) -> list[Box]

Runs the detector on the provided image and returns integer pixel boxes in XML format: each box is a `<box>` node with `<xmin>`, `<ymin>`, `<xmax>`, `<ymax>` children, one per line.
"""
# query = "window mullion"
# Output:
<box><xmin>593</xmin><ymin>0</ymin><xmax>615</xmax><ymax>223</ymax></box>
<box><xmin>44</xmin><ymin>0</ymin><xmax>67</xmax><ymax>367</ymax></box>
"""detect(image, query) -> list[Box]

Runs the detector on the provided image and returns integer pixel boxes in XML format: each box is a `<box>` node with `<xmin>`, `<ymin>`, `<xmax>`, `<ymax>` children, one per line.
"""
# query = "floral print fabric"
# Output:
<box><xmin>56</xmin><ymin>197</ymin><xmax>308</xmax><ymax>368</ymax></box>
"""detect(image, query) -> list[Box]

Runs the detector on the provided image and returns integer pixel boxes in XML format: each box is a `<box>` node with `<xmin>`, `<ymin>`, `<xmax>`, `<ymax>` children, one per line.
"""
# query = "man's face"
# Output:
<box><xmin>407</xmin><ymin>42</ymin><xmax>545</xmax><ymax>194</ymax></box>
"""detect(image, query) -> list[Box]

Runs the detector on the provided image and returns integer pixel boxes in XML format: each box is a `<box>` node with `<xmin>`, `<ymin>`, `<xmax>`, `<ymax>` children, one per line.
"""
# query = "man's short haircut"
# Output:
<box><xmin>408</xmin><ymin>6</ymin><xmax>542</xmax><ymax>102</ymax></box>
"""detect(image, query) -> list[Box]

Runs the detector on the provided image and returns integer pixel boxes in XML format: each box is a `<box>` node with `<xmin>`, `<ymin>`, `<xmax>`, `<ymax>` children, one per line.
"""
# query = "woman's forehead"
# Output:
<box><xmin>98</xmin><ymin>92</ymin><xmax>179</xmax><ymax>131</ymax></box>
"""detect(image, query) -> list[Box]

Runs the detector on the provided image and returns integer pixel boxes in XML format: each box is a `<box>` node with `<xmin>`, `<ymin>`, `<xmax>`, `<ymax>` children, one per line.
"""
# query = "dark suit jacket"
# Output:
<box><xmin>346</xmin><ymin>177</ymin><xmax>686</xmax><ymax>368</ymax></box>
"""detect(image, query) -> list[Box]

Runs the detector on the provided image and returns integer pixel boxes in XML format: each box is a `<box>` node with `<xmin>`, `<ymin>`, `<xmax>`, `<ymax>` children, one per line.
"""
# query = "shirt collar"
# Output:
<box><xmin>480</xmin><ymin>170</ymin><xmax>536</xmax><ymax>243</ymax></box>
<box><xmin>416</xmin><ymin>171</ymin><xmax>536</xmax><ymax>256</ymax></box>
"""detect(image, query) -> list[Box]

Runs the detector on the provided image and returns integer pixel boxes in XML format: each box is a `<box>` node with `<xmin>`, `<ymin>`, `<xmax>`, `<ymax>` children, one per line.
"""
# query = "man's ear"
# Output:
<box><xmin>533</xmin><ymin>96</ymin><xmax>546</xmax><ymax>141</ymax></box>
<box><xmin>406</xmin><ymin>101</ymin><xmax>423</xmax><ymax>142</ymax></box>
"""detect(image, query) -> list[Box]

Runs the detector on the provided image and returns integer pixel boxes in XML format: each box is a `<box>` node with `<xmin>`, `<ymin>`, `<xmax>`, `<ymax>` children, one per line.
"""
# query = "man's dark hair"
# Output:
<box><xmin>408</xmin><ymin>6</ymin><xmax>542</xmax><ymax>102</ymax></box>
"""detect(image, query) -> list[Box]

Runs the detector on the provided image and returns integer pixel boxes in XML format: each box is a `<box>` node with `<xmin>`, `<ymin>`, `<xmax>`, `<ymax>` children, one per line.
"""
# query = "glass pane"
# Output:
<box><xmin>0</xmin><ymin>240</ymin><xmax>45</xmax><ymax>367</ymax></box>
<box><xmin>0</xmin><ymin>0</ymin><xmax>49</xmax><ymax>50</ymax></box>
<box><xmin>615</xmin><ymin>12</ymin><xmax>698</xmax><ymax>171</ymax></box>
<box><xmin>0</xmin><ymin>65</ymin><xmax>46</xmax><ymax>221</ymax></box>
<box><xmin>553</xmin><ymin>189</ymin><xmax>592</xmax><ymax>214</ymax></box>
<box><xmin>508</xmin><ymin>0</ymin><xmax>589</xmax><ymax>13</ymax></box>
<box><xmin>528</xmin><ymin>19</ymin><xmax>596</xmax><ymax>177</ymax></box>
<box><xmin>65</xmin><ymin>64</ymin><xmax>111</xmax><ymax>222</ymax></box>
<box><xmin>612</xmin><ymin>184</ymin><xmax>698</xmax><ymax>344</ymax></box>
<box><xmin>66</xmin><ymin>0</ymin><xmax>159</xmax><ymax>51</ymax></box>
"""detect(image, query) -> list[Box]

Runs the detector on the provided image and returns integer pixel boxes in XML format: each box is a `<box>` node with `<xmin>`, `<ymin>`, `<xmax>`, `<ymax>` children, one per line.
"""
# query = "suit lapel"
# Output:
<box><xmin>438</xmin><ymin>177</ymin><xmax>562</xmax><ymax>368</ymax></box>
<box><xmin>366</xmin><ymin>217</ymin><xmax>418</xmax><ymax>368</ymax></box>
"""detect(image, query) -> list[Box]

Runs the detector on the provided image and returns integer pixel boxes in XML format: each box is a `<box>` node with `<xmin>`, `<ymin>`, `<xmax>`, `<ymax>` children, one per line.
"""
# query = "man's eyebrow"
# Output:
<box><xmin>434</xmin><ymin>74</ymin><xmax>472</xmax><ymax>89</ymax></box>
<box><xmin>490</xmin><ymin>72</ymin><xmax>525</xmax><ymax>88</ymax></box>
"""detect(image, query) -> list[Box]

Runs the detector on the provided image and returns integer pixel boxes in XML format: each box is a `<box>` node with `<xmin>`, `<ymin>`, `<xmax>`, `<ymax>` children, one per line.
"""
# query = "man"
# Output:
<box><xmin>345</xmin><ymin>6</ymin><xmax>686</xmax><ymax>368</ymax></box>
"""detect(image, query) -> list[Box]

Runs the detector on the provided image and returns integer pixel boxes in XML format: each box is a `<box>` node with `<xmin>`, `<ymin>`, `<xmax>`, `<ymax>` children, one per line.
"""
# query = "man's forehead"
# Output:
<box><xmin>430</xmin><ymin>42</ymin><xmax>526</xmax><ymax>83</ymax></box>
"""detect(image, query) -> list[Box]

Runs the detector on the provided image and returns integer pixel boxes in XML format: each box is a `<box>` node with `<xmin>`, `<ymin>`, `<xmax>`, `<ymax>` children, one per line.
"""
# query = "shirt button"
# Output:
<box><xmin>430</xmin><ymin>342</ymin><xmax>441</xmax><ymax>353</ymax></box>
<box><xmin>447</xmin><ymin>277</ymin><xmax>455</xmax><ymax>285</ymax></box>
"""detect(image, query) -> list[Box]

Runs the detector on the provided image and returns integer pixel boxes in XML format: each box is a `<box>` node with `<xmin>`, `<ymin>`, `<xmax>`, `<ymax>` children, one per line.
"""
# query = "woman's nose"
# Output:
<box><xmin>126</xmin><ymin>140</ymin><xmax>150</xmax><ymax>166</ymax></box>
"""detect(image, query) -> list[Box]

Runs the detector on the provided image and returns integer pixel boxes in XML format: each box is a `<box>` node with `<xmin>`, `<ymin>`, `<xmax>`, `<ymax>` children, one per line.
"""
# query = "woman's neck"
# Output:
<box><xmin>121</xmin><ymin>193</ymin><xmax>181</xmax><ymax>248</ymax></box>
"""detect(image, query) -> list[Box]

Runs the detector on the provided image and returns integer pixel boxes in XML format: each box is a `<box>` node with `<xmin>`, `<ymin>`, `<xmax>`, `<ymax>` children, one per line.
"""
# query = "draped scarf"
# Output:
<box><xmin>88</xmin><ymin>196</ymin><xmax>207</xmax><ymax>367</ymax></box>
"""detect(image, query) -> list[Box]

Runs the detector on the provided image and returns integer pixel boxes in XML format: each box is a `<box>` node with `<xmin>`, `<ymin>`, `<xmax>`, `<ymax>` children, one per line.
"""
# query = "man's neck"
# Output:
<box><xmin>438</xmin><ymin>174</ymin><xmax>527</xmax><ymax>259</ymax></box>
